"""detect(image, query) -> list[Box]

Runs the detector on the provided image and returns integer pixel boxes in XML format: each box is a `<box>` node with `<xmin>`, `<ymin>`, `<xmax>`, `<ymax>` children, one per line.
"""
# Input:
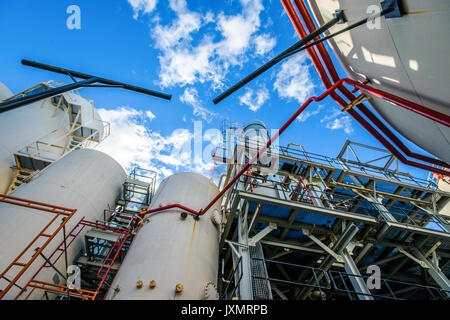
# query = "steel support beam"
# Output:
<box><xmin>341</xmin><ymin>251</ymin><xmax>374</xmax><ymax>300</ymax></box>
<box><xmin>412</xmin><ymin>248</ymin><xmax>450</xmax><ymax>297</ymax></box>
<box><xmin>248</xmin><ymin>223</ymin><xmax>277</xmax><ymax>246</ymax></box>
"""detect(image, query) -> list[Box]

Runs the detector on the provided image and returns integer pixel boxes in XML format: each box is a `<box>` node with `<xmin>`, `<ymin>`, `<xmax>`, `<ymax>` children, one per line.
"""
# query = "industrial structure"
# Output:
<box><xmin>0</xmin><ymin>0</ymin><xmax>449</xmax><ymax>300</ymax></box>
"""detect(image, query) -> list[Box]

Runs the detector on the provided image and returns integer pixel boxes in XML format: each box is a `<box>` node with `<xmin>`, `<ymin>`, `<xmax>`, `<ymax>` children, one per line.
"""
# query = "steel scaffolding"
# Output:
<box><xmin>217</xmin><ymin>141</ymin><xmax>450</xmax><ymax>300</ymax></box>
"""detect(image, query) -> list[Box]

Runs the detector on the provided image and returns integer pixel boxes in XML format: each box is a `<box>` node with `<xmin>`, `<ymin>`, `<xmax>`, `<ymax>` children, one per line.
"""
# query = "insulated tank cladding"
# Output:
<box><xmin>105</xmin><ymin>172</ymin><xmax>221</xmax><ymax>300</ymax></box>
<box><xmin>0</xmin><ymin>149</ymin><xmax>126</xmax><ymax>299</ymax></box>
<box><xmin>0</xmin><ymin>82</ymin><xmax>13</xmax><ymax>100</ymax></box>
<box><xmin>0</xmin><ymin>82</ymin><xmax>104</xmax><ymax>194</ymax></box>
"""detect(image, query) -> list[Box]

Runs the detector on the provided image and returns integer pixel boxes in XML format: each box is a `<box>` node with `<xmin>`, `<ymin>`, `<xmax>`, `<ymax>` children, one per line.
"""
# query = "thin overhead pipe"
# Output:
<box><xmin>282</xmin><ymin>0</ymin><xmax>449</xmax><ymax>169</ymax></box>
<box><xmin>212</xmin><ymin>12</ymin><xmax>344</xmax><ymax>104</ymax></box>
<box><xmin>1</xmin><ymin>59</ymin><xmax>172</xmax><ymax>114</ymax></box>
<box><xmin>213</xmin><ymin>4</ymin><xmax>399</xmax><ymax>105</ymax></box>
<box><xmin>21</xmin><ymin>59</ymin><xmax>172</xmax><ymax>100</ymax></box>
<box><xmin>0</xmin><ymin>77</ymin><xmax>99</xmax><ymax>113</ymax></box>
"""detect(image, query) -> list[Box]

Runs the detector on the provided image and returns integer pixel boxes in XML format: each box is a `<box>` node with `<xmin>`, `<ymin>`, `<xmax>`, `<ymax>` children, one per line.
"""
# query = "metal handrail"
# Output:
<box><xmin>237</xmin><ymin>174</ymin><xmax>450</xmax><ymax>233</ymax></box>
<box><xmin>328</xmin><ymin>269</ymin><xmax>448</xmax><ymax>300</ymax></box>
<box><xmin>221</xmin><ymin>256</ymin><xmax>243</xmax><ymax>300</ymax></box>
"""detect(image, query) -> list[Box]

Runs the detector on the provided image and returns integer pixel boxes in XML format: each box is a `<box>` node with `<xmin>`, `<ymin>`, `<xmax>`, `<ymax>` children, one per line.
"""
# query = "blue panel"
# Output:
<box><xmin>294</xmin><ymin>210</ymin><xmax>335</xmax><ymax>227</ymax></box>
<box><xmin>249</xmin><ymin>201</ymin><xmax>291</xmax><ymax>219</ymax></box>
<box><xmin>285</xmin><ymin>230</ymin><xmax>305</xmax><ymax>239</ymax></box>
<box><xmin>374</xmin><ymin>180</ymin><xmax>398</xmax><ymax>194</ymax></box>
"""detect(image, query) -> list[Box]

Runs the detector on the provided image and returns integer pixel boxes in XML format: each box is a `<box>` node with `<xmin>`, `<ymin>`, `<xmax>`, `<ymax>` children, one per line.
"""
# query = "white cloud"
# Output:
<box><xmin>96</xmin><ymin>106</ymin><xmax>215</xmax><ymax>182</ymax></box>
<box><xmin>320</xmin><ymin>107</ymin><xmax>354</xmax><ymax>135</ymax></box>
<box><xmin>274</xmin><ymin>53</ymin><xmax>315</xmax><ymax>103</ymax></box>
<box><xmin>297</xmin><ymin>105</ymin><xmax>323</xmax><ymax>122</ymax></box>
<box><xmin>145</xmin><ymin>110</ymin><xmax>156</xmax><ymax>120</ymax></box>
<box><xmin>325</xmin><ymin>115</ymin><xmax>354</xmax><ymax>135</ymax></box>
<box><xmin>150</xmin><ymin>0</ymin><xmax>276</xmax><ymax>89</ymax></box>
<box><xmin>180</xmin><ymin>87</ymin><xmax>217</xmax><ymax>122</ymax></box>
<box><xmin>253</xmin><ymin>33</ymin><xmax>276</xmax><ymax>56</ymax></box>
<box><xmin>239</xmin><ymin>87</ymin><xmax>269</xmax><ymax>112</ymax></box>
<box><xmin>127</xmin><ymin>0</ymin><xmax>158</xmax><ymax>19</ymax></box>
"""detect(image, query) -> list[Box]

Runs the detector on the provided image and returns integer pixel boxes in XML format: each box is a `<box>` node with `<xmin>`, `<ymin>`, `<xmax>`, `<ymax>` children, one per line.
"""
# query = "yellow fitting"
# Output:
<box><xmin>146</xmin><ymin>218</ymin><xmax>150</xmax><ymax>223</ymax></box>
<box><xmin>175</xmin><ymin>283</ymin><xmax>184</xmax><ymax>293</ymax></box>
<box><xmin>342</xmin><ymin>94</ymin><xmax>367</xmax><ymax>112</ymax></box>
<box><xmin>136</xmin><ymin>280</ymin><xmax>143</xmax><ymax>289</ymax></box>
<box><xmin>149</xmin><ymin>280</ymin><xmax>156</xmax><ymax>288</ymax></box>
<box><xmin>114</xmin><ymin>285</ymin><xmax>120</xmax><ymax>292</ymax></box>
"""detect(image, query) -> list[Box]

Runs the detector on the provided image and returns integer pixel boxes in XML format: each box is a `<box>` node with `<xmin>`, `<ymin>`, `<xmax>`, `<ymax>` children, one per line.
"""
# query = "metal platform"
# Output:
<box><xmin>218</xmin><ymin>141</ymin><xmax>450</xmax><ymax>300</ymax></box>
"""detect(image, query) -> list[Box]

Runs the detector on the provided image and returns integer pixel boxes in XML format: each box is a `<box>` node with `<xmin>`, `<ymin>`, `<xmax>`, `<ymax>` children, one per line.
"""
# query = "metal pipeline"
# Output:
<box><xmin>140</xmin><ymin>76</ymin><xmax>450</xmax><ymax>218</ymax></box>
<box><xmin>281</xmin><ymin>0</ymin><xmax>449</xmax><ymax>169</ymax></box>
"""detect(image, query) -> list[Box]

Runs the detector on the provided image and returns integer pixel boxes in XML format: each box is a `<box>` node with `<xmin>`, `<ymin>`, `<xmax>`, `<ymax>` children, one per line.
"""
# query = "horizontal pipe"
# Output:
<box><xmin>140</xmin><ymin>203</ymin><xmax>200</xmax><ymax>217</ymax></box>
<box><xmin>21</xmin><ymin>59</ymin><xmax>172</xmax><ymax>101</ymax></box>
<box><xmin>0</xmin><ymin>77</ymin><xmax>99</xmax><ymax>113</ymax></box>
<box><xmin>351</xmin><ymin>80</ymin><xmax>450</xmax><ymax>127</ymax></box>
<box><xmin>212</xmin><ymin>13</ymin><xmax>343</xmax><ymax>104</ymax></box>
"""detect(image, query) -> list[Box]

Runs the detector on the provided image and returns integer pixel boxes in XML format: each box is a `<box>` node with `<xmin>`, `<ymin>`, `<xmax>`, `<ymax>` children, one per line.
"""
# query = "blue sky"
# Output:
<box><xmin>0</xmin><ymin>0</ymin><xmax>433</xmax><ymax>183</ymax></box>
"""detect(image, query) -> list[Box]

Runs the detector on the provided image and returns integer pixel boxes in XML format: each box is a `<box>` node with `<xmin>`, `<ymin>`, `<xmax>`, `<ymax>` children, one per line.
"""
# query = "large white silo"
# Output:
<box><xmin>105</xmin><ymin>172</ymin><xmax>221</xmax><ymax>300</ymax></box>
<box><xmin>0</xmin><ymin>148</ymin><xmax>126</xmax><ymax>300</ymax></box>
<box><xmin>0</xmin><ymin>81</ymin><xmax>107</xmax><ymax>194</ymax></box>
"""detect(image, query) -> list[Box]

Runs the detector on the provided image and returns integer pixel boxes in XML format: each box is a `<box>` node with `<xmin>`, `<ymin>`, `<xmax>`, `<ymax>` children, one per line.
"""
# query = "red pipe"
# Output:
<box><xmin>281</xmin><ymin>0</ymin><xmax>449</xmax><ymax>169</ymax></box>
<box><xmin>140</xmin><ymin>203</ymin><xmax>200</xmax><ymax>217</ymax></box>
<box><xmin>139</xmin><ymin>78</ymin><xmax>449</xmax><ymax>218</ymax></box>
<box><xmin>140</xmin><ymin>80</ymin><xmax>344</xmax><ymax>218</ymax></box>
<box><xmin>351</xmin><ymin>80</ymin><xmax>449</xmax><ymax>127</ymax></box>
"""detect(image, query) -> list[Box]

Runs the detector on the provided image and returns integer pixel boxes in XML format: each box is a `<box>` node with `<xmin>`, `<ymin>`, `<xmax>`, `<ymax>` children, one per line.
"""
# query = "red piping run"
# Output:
<box><xmin>281</xmin><ymin>0</ymin><xmax>449</xmax><ymax>169</ymax></box>
<box><xmin>140</xmin><ymin>79</ymin><xmax>449</xmax><ymax>219</ymax></box>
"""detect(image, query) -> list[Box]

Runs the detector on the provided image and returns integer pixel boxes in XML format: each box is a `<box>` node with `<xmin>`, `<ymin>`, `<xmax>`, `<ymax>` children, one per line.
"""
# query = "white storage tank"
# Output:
<box><xmin>0</xmin><ymin>81</ymin><xmax>105</xmax><ymax>194</ymax></box>
<box><xmin>0</xmin><ymin>148</ymin><xmax>126</xmax><ymax>299</ymax></box>
<box><xmin>105</xmin><ymin>172</ymin><xmax>221</xmax><ymax>300</ymax></box>
<box><xmin>305</xmin><ymin>0</ymin><xmax>450</xmax><ymax>162</ymax></box>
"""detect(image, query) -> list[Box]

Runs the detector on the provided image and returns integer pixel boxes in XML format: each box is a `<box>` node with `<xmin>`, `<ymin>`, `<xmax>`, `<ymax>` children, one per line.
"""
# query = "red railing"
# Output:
<box><xmin>0</xmin><ymin>194</ymin><xmax>77</xmax><ymax>299</ymax></box>
<box><xmin>13</xmin><ymin>218</ymin><xmax>135</xmax><ymax>300</ymax></box>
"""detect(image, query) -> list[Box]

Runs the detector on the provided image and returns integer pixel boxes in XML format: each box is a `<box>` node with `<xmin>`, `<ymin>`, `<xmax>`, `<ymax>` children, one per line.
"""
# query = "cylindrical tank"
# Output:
<box><xmin>0</xmin><ymin>81</ymin><xmax>13</xmax><ymax>100</ymax></box>
<box><xmin>305</xmin><ymin>0</ymin><xmax>450</xmax><ymax>162</ymax></box>
<box><xmin>240</xmin><ymin>120</ymin><xmax>271</xmax><ymax>163</ymax></box>
<box><xmin>0</xmin><ymin>149</ymin><xmax>126</xmax><ymax>299</ymax></box>
<box><xmin>0</xmin><ymin>81</ymin><xmax>104</xmax><ymax>194</ymax></box>
<box><xmin>105</xmin><ymin>172</ymin><xmax>220</xmax><ymax>300</ymax></box>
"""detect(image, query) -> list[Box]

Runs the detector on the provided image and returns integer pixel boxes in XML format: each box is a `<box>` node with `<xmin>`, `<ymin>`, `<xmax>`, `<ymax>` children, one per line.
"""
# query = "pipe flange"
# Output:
<box><xmin>203</xmin><ymin>282</ymin><xmax>218</xmax><ymax>300</ymax></box>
